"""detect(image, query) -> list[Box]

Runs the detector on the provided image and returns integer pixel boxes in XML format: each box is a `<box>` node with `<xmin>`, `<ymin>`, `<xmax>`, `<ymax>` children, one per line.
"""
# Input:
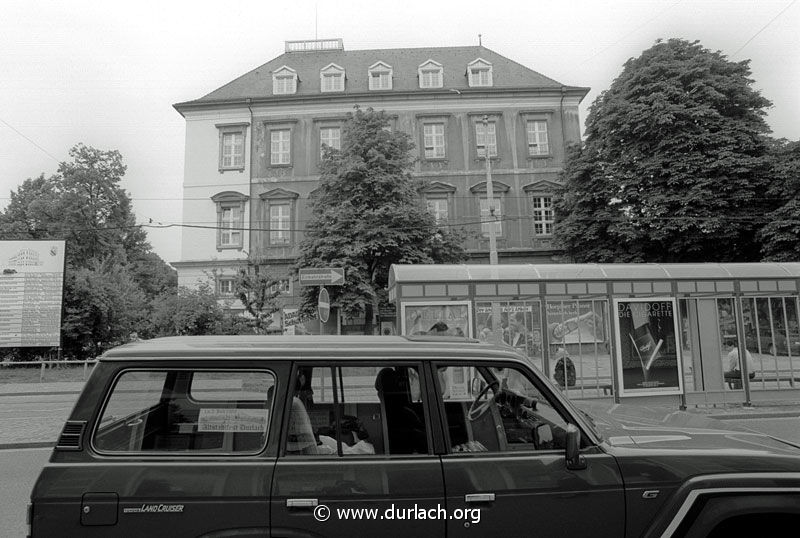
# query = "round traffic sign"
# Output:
<box><xmin>318</xmin><ymin>287</ymin><xmax>330</xmax><ymax>323</ymax></box>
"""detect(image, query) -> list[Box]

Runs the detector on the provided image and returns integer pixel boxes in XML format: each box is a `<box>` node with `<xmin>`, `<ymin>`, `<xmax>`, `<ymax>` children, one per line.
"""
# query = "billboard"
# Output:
<box><xmin>0</xmin><ymin>241</ymin><xmax>66</xmax><ymax>347</ymax></box>
<box><xmin>613</xmin><ymin>298</ymin><xmax>683</xmax><ymax>397</ymax></box>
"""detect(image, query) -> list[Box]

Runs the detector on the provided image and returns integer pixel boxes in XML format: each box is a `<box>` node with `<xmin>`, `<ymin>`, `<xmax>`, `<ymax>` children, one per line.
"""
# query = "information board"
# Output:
<box><xmin>0</xmin><ymin>240</ymin><xmax>66</xmax><ymax>347</ymax></box>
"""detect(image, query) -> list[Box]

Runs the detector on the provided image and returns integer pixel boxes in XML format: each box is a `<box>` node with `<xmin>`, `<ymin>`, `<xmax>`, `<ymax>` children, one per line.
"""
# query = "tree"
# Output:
<box><xmin>295</xmin><ymin>107</ymin><xmax>467</xmax><ymax>334</ymax></box>
<box><xmin>148</xmin><ymin>282</ymin><xmax>249</xmax><ymax>337</ymax></box>
<box><xmin>61</xmin><ymin>258</ymin><xmax>149</xmax><ymax>357</ymax></box>
<box><xmin>234</xmin><ymin>259</ymin><xmax>282</xmax><ymax>334</ymax></box>
<box><xmin>555</xmin><ymin>39</ymin><xmax>774</xmax><ymax>262</ymax></box>
<box><xmin>758</xmin><ymin>138</ymin><xmax>800</xmax><ymax>261</ymax></box>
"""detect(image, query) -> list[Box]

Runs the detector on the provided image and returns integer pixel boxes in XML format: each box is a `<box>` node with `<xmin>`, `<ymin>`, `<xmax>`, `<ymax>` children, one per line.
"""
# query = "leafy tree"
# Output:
<box><xmin>148</xmin><ymin>282</ymin><xmax>249</xmax><ymax>337</ymax></box>
<box><xmin>555</xmin><ymin>39</ymin><xmax>774</xmax><ymax>262</ymax></box>
<box><xmin>758</xmin><ymin>138</ymin><xmax>800</xmax><ymax>261</ymax></box>
<box><xmin>0</xmin><ymin>144</ymin><xmax>177</xmax><ymax>358</ymax></box>
<box><xmin>234</xmin><ymin>259</ymin><xmax>282</xmax><ymax>334</ymax></box>
<box><xmin>61</xmin><ymin>258</ymin><xmax>149</xmax><ymax>358</ymax></box>
<box><xmin>295</xmin><ymin>107</ymin><xmax>467</xmax><ymax>334</ymax></box>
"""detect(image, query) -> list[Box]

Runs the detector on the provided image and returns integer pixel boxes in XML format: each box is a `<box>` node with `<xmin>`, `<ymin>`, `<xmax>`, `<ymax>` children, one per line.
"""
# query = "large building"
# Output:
<box><xmin>172</xmin><ymin>39</ymin><xmax>589</xmax><ymax>329</ymax></box>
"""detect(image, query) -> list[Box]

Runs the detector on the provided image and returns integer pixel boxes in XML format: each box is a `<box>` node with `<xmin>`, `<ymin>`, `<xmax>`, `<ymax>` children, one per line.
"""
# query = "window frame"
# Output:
<box><xmin>211</xmin><ymin>191</ymin><xmax>248</xmax><ymax>250</ymax></box>
<box><xmin>423</xmin><ymin>122</ymin><xmax>446</xmax><ymax>159</ymax></box>
<box><xmin>418</xmin><ymin>60</ymin><xmax>444</xmax><ymax>89</ymax></box>
<box><xmin>216</xmin><ymin>123</ymin><xmax>249</xmax><ymax>172</ymax></box>
<box><xmin>475</xmin><ymin>120</ymin><xmax>498</xmax><ymax>158</ymax></box>
<box><xmin>470</xmin><ymin>181</ymin><xmax>509</xmax><ymax>239</ymax></box>
<box><xmin>281</xmin><ymin>362</ymin><xmax>436</xmax><ymax>458</ymax></box>
<box><xmin>217</xmin><ymin>276</ymin><xmax>237</xmax><ymax>297</ymax></box>
<box><xmin>319</xmin><ymin>125</ymin><xmax>341</xmax><ymax>157</ymax></box>
<box><xmin>269</xmin><ymin>129</ymin><xmax>292</xmax><ymax>166</ymax></box>
<box><xmin>272</xmin><ymin>66</ymin><xmax>298</xmax><ymax>95</ymax></box>
<box><xmin>368</xmin><ymin>61</ymin><xmax>393</xmax><ymax>90</ymax></box>
<box><xmin>526</xmin><ymin>120</ymin><xmax>550</xmax><ymax>156</ymax></box>
<box><xmin>268</xmin><ymin>201</ymin><xmax>292</xmax><ymax>246</ymax></box>
<box><xmin>432</xmin><ymin>361</ymin><xmax>574</xmax><ymax>455</ymax></box>
<box><xmin>422</xmin><ymin>182</ymin><xmax>456</xmax><ymax>226</ymax></box>
<box><xmin>260</xmin><ymin>189</ymin><xmax>299</xmax><ymax>248</ymax></box>
<box><xmin>530</xmin><ymin>195</ymin><xmax>554</xmax><ymax>237</ymax></box>
<box><xmin>91</xmin><ymin>368</ymin><xmax>276</xmax><ymax>457</ymax></box>
<box><xmin>467</xmin><ymin>58</ymin><xmax>493</xmax><ymax>88</ymax></box>
<box><xmin>320</xmin><ymin>63</ymin><xmax>345</xmax><ymax>93</ymax></box>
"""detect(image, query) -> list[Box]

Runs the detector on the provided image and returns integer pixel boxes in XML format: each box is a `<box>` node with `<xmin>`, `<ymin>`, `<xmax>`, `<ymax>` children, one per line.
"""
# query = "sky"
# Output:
<box><xmin>1</xmin><ymin>0</ymin><xmax>798</xmax><ymax>265</ymax></box>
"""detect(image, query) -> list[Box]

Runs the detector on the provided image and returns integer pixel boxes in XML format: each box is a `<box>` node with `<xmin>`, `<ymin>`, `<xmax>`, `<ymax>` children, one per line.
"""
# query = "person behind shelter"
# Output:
<box><xmin>429</xmin><ymin>321</ymin><xmax>449</xmax><ymax>336</ymax></box>
<box><xmin>723</xmin><ymin>338</ymin><xmax>756</xmax><ymax>380</ymax></box>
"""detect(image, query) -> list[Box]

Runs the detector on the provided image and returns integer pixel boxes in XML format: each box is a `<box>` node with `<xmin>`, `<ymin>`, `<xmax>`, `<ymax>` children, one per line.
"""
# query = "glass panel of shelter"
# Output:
<box><xmin>545</xmin><ymin>299</ymin><xmax>611</xmax><ymax>399</ymax></box>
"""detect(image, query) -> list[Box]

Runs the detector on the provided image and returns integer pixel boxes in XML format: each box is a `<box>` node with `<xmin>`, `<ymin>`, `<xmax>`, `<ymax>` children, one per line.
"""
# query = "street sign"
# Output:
<box><xmin>318</xmin><ymin>287</ymin><xmax>330</xmax><ymax>323</ymax></box>
<box><xmin>299</xmin><ymin>267</ymin><xmax>345</xmax><ymax>286</ymax></box>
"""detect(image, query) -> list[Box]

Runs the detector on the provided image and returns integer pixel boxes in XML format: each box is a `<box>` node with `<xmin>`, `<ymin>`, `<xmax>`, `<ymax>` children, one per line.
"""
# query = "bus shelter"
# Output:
<box><xmin>387</xmin><ymin>263</ymin><xmax>800</xmax><ymax>407</ymax></box>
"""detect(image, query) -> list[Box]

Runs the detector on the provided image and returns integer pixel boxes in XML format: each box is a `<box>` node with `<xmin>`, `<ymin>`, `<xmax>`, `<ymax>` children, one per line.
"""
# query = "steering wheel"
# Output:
<box><xmin>467</xmin><ymin>380</ymin><xmax>500</xmax><ymax>421</ymax></box>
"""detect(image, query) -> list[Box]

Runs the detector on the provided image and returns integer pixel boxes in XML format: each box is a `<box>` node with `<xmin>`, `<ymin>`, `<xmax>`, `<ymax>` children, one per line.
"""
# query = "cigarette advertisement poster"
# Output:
<box><xmin>401</xmin><ymin>301</ymin><xmax>472</xmax><ymax>338</ymax></box>
<box><xmin>614</xmin><ymin>298</ymin><xmax>683</xmax><ymax>397</ymax></box>
<box><xmin>0</xmin><ymin>240</ymin><xmax>65</xmax><ymax>347</ymax></box>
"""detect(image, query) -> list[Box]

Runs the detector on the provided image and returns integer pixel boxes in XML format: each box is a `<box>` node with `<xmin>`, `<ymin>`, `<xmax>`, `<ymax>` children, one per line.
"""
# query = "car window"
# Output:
<box><xmin>93</xmin><ymin>370</ymin><xmax>274</xmax><ymax>454</ymax></box>
<box><xmin>437</xmin><ymin>363</ymin><xmax>569</xmax><ymax>453</ymax></box>
<box><xmin>284</xmin><ymin>365</ymin><xmax>428</xmax><ymax>456</ymax></box>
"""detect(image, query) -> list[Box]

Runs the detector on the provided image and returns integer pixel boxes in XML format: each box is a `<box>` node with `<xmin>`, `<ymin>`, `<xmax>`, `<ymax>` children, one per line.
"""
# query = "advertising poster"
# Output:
<box><xmin>401</xmin><ymin>301</ymin><xmax>472</xmax><ymax>338</ymax></box>
<box><xmin>546</xmin><ymin>301</ymin><xmax>605</xmax><ymax>344</ymax></box>
<box><xmin>614</xmin><ymin>298</ymin><xmax>683</xmax><ymax>396</ymax></box>
<box><xmin>0</xmin><ymin>240</ymin><xmax>66</xmax><ymax>347</ymax></box>
<box><xmin>475</xmin><ymin>301</ymin><xmax>543</xmax><ymax>366</ymax></box>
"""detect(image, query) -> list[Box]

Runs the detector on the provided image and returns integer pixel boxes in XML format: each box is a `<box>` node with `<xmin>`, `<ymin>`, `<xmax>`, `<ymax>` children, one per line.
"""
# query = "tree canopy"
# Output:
<box><xmin>0</xmin><ymin>144</ymin><xmax>177</xmax><ymax>359</ymax></box>
<box><xmin>554</xmin><ymin>38</ymin><xmax>775</xmax><ymax>262</ymax></box>
<box><xmin>758</xmin><ymin>138</ymin><xmax>800</xmax><ymax>261</ymax></box>
<box><xmin>295</xmin><ymin>107</ymin><xmax>467</xmax><ymax>333</ymax></box>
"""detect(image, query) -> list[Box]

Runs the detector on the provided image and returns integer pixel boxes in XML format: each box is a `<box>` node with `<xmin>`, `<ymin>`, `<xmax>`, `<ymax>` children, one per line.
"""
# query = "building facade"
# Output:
<box><xmin>173</xmin><ymin>39</ymin><xmax>589</xmax><ymax>328</ymax></box>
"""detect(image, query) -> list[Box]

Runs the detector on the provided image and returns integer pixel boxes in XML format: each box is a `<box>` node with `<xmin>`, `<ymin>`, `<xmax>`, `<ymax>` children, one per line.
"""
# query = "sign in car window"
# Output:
<box><xmin>613</xmin><ymin>298</ymin><xmax>684</xmax><ymax>396</ymax></box>
<box><xmin>0</xmin><ymin>240</ymin><xmax>65</xmax><ymax>347</ymax></box>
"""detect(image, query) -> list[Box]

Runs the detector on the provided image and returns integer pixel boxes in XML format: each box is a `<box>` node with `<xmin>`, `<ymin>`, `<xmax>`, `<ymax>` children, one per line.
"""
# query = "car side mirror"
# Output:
<box><xmin>532</xmin><ymin>423</ymin><xmax>553</xmax><ymax>450</ymax></box>
<box><xmin>565</xmin><ymin>424</ymin><xmax>587</xmax><ymax>470</ymax></box>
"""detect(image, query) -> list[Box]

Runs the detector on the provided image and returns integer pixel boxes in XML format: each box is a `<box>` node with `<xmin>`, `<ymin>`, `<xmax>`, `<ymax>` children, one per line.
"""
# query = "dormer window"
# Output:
<box><xmin>418</xmin><ymin>60</ymin><xmax>443</xmax><ymax>89</ymax></box>
<box><xmin>272</xmin><ymin>66</ymin><xmax>297</xmax><ymax>95</ymax></box>
<box><xmin>368</xmin><ymin>61</ymin><xmax>393</xmax><ymax>90</ymax></box>
<box><xmin>320</xmin><ymin>63</ymin><xmax>345</xmax><ymax>92</ymax></box>
<box><xmin>468</xmin><ymin>58</ymin><xmax>493</xmax><ymax>87</ymax></box>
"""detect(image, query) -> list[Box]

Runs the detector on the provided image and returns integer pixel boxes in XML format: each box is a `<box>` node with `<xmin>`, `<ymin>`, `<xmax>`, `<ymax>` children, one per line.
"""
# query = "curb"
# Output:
<box><xmin>708</xmin><ymin>411</ymin><xmax>800</xmax><ymax>421</ymax></box>
<box><xmin>0</xmin><ymin>391</ymin><xmax>81</xmax><ymax>398</ymax></box>
<box><xmin>0</xmin><ymin>441</ymin><xmax>54</xmax><ymax>450</ymax></box>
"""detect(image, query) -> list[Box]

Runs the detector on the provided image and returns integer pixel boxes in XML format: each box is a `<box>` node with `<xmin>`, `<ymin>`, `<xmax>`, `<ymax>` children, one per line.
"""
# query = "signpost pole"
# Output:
<box><xmin>319</xmin><ymin>286</ymin><xmax>324</xmax><ymax>336</ymax></box>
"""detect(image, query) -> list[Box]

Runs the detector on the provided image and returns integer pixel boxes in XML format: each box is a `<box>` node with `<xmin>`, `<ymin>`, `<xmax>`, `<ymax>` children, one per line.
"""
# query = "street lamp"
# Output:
<box><xmin>483</xmin><ymin>115</ymin><xmax>498</xmax><ymax>265</ymax></box>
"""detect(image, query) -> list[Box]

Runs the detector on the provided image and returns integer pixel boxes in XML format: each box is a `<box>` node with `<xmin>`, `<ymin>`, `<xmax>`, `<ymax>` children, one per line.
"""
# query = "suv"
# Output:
<box><xmin>29</xmin><ymin>336</ymin><xmax>800</xmax><ymax>537</ymax></box>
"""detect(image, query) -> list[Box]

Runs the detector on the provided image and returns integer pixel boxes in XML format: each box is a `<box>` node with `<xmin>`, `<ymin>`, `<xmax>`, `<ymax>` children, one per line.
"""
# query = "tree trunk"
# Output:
<box><xmin>363</xmin><ymin>302</ymin><xmax>374</xmax><ymax>335</ymax></box>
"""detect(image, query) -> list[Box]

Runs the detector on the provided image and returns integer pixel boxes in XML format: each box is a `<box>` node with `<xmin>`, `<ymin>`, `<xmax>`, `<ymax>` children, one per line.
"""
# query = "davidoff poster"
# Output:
<box><xmin>613</xmin><ymin>298</ymin><xmax>683</xmax><ymax>397</ymax></box>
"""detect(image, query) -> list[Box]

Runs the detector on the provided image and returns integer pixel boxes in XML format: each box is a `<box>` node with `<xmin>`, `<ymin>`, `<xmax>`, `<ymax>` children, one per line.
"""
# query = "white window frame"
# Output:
<box><xmin>269</xmin><ymin>202</ymin><xmax>291</xmax><ymax>245</ymax></box>
<box><xmin>418</xmin><ymin>60</ymin><xmax>444</xmax><ymax>89</ymax></box>
<box><xmin>526</xmin><ymin>120</ymin><xmax>549</xmax><ymax>156</ymax></box>
<box><xmin>272</xmin><ymin>66</ymin><xmax>297</xmax><ymax>95</ymax></box>
<box><xmin>270</xmin><ymin>129</ymin><xmax>291</xmax><ymax>165</ymax></box>
<box><xmin>467</xmin><ymin>58</ymin><xmax>493</xmax><ymax>87</ymax></box>
<box><xmin>368</xmin><ymin>62</ymin><xmax>392</xmax><ymax>90</ymax></box>
<box><xmin>426</xmin><ymin>197</ymin><xmax>449</xmax><ymax>224</ymax></box>
<box><xmin>423</xmin><ymin>123</ymin><xmax>446</xmax><ymax>159</ymax></box>
<box><xmin>320</xmin><ymin>126</ymin><xmax>341</xmax><ymax>156</ymax></box>
<box><xmin>217</xmin><ymin>277</ymin><xmax>236</xmax><ymax>296</ymax></box>
<box><xmin>320</xmin><ymin>63</ymin><xmax>345</xmax><ymax>92</ymax></box>
<box><xmin>212</xmin><ymin>191</ymin><xmax>248</xmax><ymax>250</ymax></box>
<box><xmin>480</xmin><ymin>196</ymin><xmax>503</xmax><ymax>238</ymax></box>
<box><xmin>476</xmin><ymin>121</ymin><xmax>497</xmax><ymax>157</ymax></box>
<box><xmin>531</xmin><ymin>195</ymin><xmax>554</xmax><ymax>236</ymax></box>
<box><xmin>217</xmin><ymin>123</ymin><xmax>248</xmax><ymax>171</ymax></box>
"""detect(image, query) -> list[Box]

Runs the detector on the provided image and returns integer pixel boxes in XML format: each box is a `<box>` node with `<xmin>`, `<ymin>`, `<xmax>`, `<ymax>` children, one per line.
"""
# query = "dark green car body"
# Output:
<box><xmin>29</xmin><ymin>336</ymin><xmax>800</xmax><ymax>537</ymax></box>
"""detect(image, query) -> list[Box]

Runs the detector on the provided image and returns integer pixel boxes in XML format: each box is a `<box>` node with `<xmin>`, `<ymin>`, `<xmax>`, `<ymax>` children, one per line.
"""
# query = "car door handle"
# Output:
<box><xmin>286</xmin><ymin>498</ymin><xmax>319</xmax><ymax>508</ymax></box>
<box><xmin>465</xmin><ymin>493</ymin><xmax>495</xmax><ymax>503</ymax></box>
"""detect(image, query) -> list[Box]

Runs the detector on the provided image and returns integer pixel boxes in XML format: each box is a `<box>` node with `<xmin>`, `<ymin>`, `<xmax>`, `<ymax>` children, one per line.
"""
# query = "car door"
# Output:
<box><xmin>270</xmin><ymin>363</ymin><xmax>446</xmax><ymax>537</ymax></box>
<box><xmin>33</xmin><ymin>363</ymin><xmax>284</xmax><ymax>537</ymax></box>
<box><xmin>434</xmin><ymin>361</ymin><xmax>626</xmax><ymax>538</ymax></box>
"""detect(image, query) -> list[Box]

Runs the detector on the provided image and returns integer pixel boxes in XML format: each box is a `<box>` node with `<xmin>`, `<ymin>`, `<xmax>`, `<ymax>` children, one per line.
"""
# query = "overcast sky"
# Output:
<box><xmin>2</xmin><ymin>0</ymin><xmax>798</xmax><ymax>264</ymax></box>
